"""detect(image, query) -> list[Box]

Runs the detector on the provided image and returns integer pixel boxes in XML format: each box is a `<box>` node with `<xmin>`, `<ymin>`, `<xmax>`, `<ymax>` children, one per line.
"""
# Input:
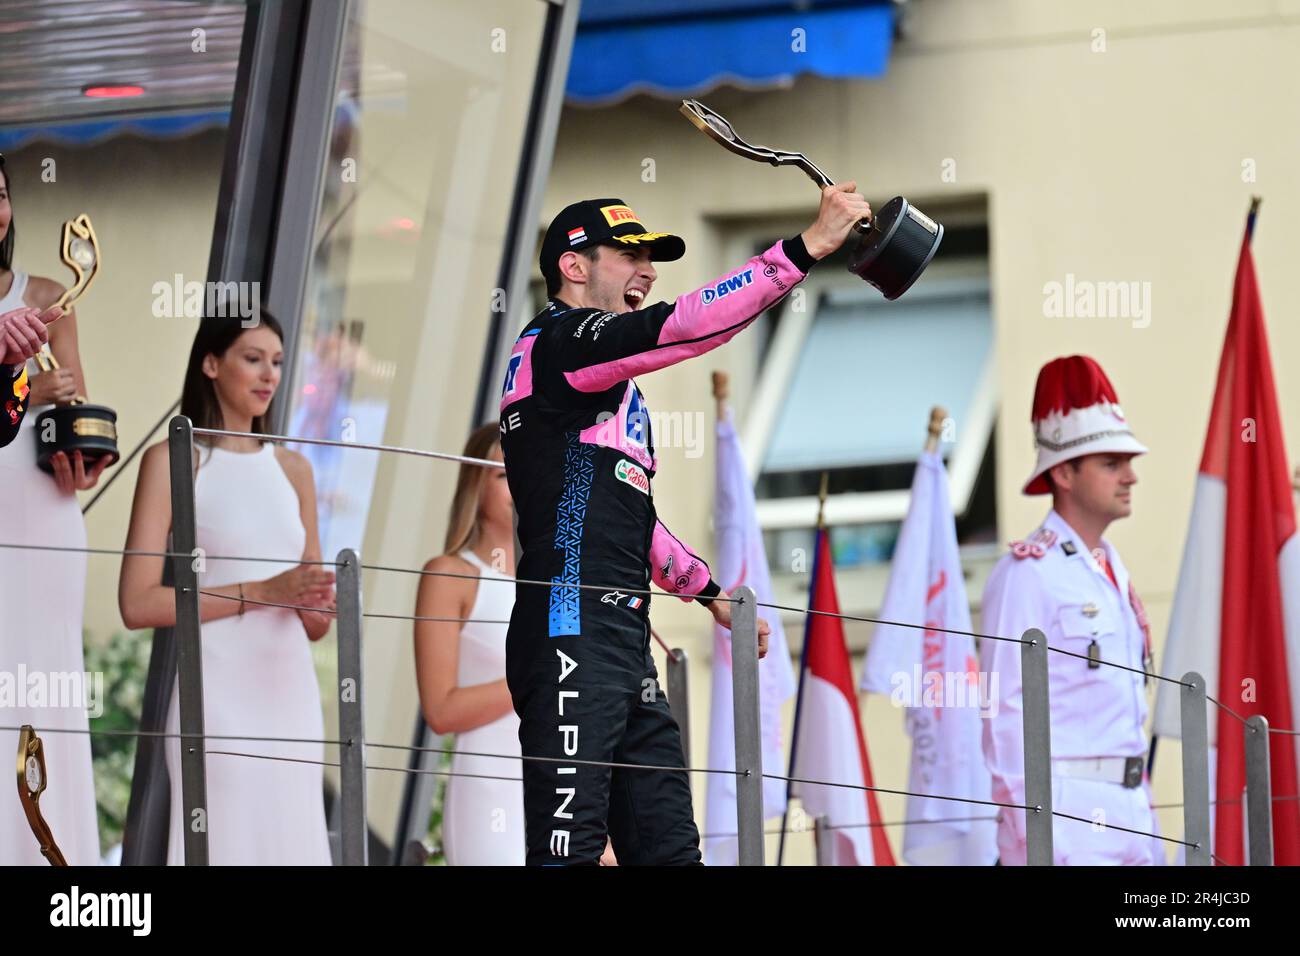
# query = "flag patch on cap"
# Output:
<box><xmin>567</xmin><ymin>227</ymin><xmax>587</xmax><ymax>246</ymax></box>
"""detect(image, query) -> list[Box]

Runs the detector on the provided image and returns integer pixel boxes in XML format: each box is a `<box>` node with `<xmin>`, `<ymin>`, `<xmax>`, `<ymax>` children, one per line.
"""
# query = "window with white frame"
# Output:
<box><xmin>734</xmin><ymin>213</ymin><xmax>997</xmax><ymax>574</ymax></box>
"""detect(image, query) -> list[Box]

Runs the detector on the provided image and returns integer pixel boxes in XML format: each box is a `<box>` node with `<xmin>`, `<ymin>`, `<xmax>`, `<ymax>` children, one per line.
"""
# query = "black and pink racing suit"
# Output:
<box><xmin>499</xmin><ymin>234</ymin><xmax>817</xmax><ymax>865</ymax></box>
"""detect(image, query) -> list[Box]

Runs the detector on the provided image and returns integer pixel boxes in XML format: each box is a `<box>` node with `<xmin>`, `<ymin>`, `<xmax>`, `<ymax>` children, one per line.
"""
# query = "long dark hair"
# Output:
<box><xmin>0</xmin><ymin>156</ymin><xmax>15</xmax><ymax>272</ymax></box>
<box><xmin>180</xmin><ymin>311</ymin><xmax>285</xmax><ymax>441</ymax></box>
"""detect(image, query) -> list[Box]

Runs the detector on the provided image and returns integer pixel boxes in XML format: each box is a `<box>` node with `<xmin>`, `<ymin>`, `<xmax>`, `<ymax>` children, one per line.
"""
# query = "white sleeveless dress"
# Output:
<box><xmin>0</xmin><ymin>270</ymin><xmax>101</xmax><ymax>865</ymax></box>
<box><xmin>441</xmin><ymin>550</ymin><xmax>524</xmax><ymax>866</ymax></box>
<box><xmin>163</xmin><ymin>443</ymin><xmax>331</xmax><ymax>865</ymax></box>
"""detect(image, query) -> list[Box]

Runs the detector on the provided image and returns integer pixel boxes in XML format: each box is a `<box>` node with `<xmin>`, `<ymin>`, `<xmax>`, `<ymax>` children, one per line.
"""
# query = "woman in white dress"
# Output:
<box><xmin>414</xmin><ymin>423</ymin><xmax>525</xmax><ymax>865</ymax></box>
<box><xmin>0</xmin><ymin>156</ymin><xmax>108</xmax><ymax>866</ymax></box>
<box><xmin>118</xmin><ymin>314</ymin><xmax>336</xmax><ymax>865</ymax></box>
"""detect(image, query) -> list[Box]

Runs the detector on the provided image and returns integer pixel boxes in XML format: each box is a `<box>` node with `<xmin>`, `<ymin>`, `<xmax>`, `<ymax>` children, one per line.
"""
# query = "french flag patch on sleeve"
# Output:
<box><xmin>628</xmin><ymin>596</ymin><xmax>643</xmax><ymax>610</ymax></box>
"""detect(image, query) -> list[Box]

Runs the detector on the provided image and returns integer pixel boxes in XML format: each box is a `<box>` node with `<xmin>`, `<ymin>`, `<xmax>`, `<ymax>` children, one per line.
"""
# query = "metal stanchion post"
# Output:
<box><xmin>730</xmin><ymin>586</ymin><xmax>764</xmax><ymax>866</ymax></box>
<box><xmin>1020</xmin><ymin>628</ymin><xmax>1053</xmax><ymax>866</ymax></box>
<box><xmin>665</xmin><ymin>646</ymin><xmax>690</xmax><ymax>795</ymax></box>
<box><xmin>1180</xmin><ymin>672</ymin><xmax>1211</xmax><ymax>866</ymax></box>
<box><xmin>1244</xmin><ymin>715</ymin><xmax>1273</xmax><ymax>866</ymax></box>
<box><xmin>813</xmin><ymin>815</ymin><xmax>832</xmax><ymax>866</ymax></box>
<box><xmin>336</xmin><ymin>547</ymin><xmax>368</xmax><ymax>865</ymax></box>
<box><xmin>168</xmin><ymin>415</ymin><xmax>209</xmax><ymax>866</ymax></box>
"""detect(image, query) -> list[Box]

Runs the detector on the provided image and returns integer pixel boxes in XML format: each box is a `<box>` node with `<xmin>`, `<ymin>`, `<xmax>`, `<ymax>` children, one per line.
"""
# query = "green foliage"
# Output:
<box><xmin>423</xmin><ymin>737</ymin><xmax>454</xmax><ymax>866</ymax></box>
<box><xmin>83</xmin><ymin>629</ymin><xmax>152</xmax><ymax>856</ymax></box>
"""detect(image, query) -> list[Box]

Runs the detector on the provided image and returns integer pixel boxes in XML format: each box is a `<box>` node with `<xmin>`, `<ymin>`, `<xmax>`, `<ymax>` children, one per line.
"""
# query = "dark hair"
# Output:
<box><xmin>0</xmin><ymin>158</ymin><xmax>14</xmax><ymax>273</ymax></box>
<box><xmin>1044</xmin><ymin>458</ymin><xmax>1082</xmax><ymax>495</ymax></box>
<box><xmin>545</xmin><ymin>245</ymin><xmax>601</xmax><ymax>297</ymax></box>
<box><xmin>180</xmin><ymin>312</ymin><xmax>286</xmax><ymax>440</ymax></box>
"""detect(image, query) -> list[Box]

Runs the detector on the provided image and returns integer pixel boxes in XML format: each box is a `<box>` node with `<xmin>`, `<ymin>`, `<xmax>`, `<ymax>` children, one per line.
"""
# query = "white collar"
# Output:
<box><xmin>1044</xmin><ymin>509</ymin><xmax>1130</xmax><ymax>593</ymax></box>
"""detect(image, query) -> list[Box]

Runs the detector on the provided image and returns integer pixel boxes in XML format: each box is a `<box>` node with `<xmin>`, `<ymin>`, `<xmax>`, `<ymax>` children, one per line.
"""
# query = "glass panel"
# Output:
<box><xmin>287</xmin><ymin>0</ymin><xmax>549</xmax><ymax>851</ymax></box>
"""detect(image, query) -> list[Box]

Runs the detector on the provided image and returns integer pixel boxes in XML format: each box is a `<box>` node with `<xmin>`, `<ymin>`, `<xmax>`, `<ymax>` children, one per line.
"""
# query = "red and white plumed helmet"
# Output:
<box><xmin>1023</xmin><ymin>355</ymin><xmax>1147</xmax><ymax>495</ymax></box>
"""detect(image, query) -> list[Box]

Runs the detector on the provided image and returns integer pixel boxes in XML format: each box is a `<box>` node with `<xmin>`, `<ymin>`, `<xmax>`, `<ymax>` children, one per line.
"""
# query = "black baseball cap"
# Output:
<box><xmin>540</xmin><ymin>198</ymin><xmax>686</xmax><ymax>288</ymax></box>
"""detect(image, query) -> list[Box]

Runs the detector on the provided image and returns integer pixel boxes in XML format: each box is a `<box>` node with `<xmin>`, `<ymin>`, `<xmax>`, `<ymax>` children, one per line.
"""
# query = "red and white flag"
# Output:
<box><xmin>859</xmin><ymin>450</ymin><xmax>998</xmax><ymax>865</ymax></box>
<box><xmin>704</xmin><ymin>412</ymin><xmax>797</xmax><ymax>866</ymax></box>
<box><xmin>1154</xmin><ymin>215</ymin><xmax>1300</xmax><ymax>865</ymax></box>
<box><xmin>790</xmin><ymin>526</ymin><xmax>896</xmax><ymax>866</ymax></box>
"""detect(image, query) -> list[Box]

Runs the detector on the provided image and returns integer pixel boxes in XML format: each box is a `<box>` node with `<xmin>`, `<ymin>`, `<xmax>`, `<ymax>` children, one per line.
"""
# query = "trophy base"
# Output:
<box><xmin>847</xmin><ymin>196</ymin><xmax>945</xmax><ymax>300</ymax></box>
<box><xmin>33</xmin><ymin>404</ymin><xmax>120</xmax><ymax>474</ymax></box>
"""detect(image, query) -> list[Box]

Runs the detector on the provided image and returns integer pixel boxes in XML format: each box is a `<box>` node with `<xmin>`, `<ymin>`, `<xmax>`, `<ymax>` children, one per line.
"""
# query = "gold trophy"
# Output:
<box><xmin>33</xmin><ymin>214</ymin><xmax>119</xmax><ymax>473</ymax></box>
<box><xmin>16</xmin><ymin>725</ymin><xmax>68</xmax><ymax>866</ymax></box>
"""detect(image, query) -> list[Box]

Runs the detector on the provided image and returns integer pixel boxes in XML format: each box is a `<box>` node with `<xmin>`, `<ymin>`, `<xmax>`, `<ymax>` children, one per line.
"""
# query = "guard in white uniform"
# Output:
<box><xmin>981</xmin><ymin>355</ymin><xmax>1163</xmax><ymax>865</ymax></box>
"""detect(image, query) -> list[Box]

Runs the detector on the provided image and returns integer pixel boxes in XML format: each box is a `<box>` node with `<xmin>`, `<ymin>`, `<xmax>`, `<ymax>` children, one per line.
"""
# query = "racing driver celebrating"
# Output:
<box><xmin>500</xmin><ymin>182</ymin><xmax>869</xmax><ymax>865</ymax></box>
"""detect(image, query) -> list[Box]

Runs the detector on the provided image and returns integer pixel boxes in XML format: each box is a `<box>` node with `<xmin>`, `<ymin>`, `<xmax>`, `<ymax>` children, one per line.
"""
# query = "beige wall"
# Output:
<box><xmin>543</xmin><ymin>0</ymin><xmax>1300</xmax><ymax>862</ymax></box>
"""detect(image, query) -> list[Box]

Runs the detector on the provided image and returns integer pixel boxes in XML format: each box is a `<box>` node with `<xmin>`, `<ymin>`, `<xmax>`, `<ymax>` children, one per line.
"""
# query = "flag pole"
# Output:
<box><xmin>1247</xmin><ymin>195</ymin><xmax>1261</xmax><ymax>242</ymax></box>
<box><xmin>712</xmin><ymin>369</ymin><xmax>729</xmax><ymax>422</ymax></box>
<box><xmin>778</xmin><ymin>470</ymin><xmax>830</xmax><ymax>865</ymax></box>
<box><xmin>924</xmin><ymin>406</ymin><xmax>947</xmax><ymax>455</ymax></box>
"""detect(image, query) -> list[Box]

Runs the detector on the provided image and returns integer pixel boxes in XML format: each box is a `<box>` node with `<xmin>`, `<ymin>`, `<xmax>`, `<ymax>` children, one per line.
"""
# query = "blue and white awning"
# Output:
<box><xmin>567</xmin><ymin>0</ymin><xmax>896</xmax><ymax>106</ymax></box>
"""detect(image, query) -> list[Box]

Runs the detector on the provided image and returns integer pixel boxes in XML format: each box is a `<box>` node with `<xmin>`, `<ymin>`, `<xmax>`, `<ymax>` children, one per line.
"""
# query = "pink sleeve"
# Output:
<box><xmin>650</xmin><ymin>520</ymin><xmax>719</xmax><ymax>603</ymax></box>
<box><xmin>559</xmin><ymin>240</ymin><xmax>811</xmax><ymax>395</ymax></box>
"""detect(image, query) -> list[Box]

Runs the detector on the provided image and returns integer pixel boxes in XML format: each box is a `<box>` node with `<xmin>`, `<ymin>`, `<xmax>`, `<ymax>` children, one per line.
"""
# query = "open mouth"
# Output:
<box><xmin>623</xmin><ymin>288</ymin><xmax>646</xmax><ymax>309</ymax></box>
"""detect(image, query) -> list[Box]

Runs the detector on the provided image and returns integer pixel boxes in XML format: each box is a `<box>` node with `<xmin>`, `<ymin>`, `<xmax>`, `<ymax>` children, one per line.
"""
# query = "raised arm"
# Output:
<box><xmin>551</xmin><ymin>182</ymin><xmax>870</xmax><ymax>394</ymax></box>
<box><xmin>553</xmin><ymin>236</ymin><xmax>815</xmax><ymax>395</ymax></box>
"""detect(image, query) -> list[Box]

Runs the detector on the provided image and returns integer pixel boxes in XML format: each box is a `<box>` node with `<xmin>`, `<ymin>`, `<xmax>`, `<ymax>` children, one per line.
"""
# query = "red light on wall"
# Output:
<box><xmin>82</xmin><ymin>85</ymin><xmax>145</xmax><ymax>99</ymax></box>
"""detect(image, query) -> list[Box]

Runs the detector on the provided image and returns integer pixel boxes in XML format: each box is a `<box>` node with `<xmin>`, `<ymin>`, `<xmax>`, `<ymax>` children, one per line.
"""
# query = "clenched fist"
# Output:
<box><xmin>800</xmin><ymin>181</ymin><xmax>872</xmax><ymax>260</ymax></box>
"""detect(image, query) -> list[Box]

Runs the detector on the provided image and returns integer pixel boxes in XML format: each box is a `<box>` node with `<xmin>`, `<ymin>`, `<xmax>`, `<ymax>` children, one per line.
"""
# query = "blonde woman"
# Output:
<box><xmin>414</xmin><ymin>423</ymin><xmax>523</xmax><ymax>865</ymax></box>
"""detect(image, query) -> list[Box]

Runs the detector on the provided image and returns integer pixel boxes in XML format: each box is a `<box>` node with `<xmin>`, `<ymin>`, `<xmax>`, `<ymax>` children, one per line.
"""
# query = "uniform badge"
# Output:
<box><xmin>1030</xmin><ymin>528</ymin><xmax>1058</xmax><ymax>549</ymax></box>
<box><xmin>1082</xmin><ymin>603</ymin><xmax>1099</xmax><ymax>618</ymax></box>
<box><xmin>1009</xmin><ymin>539</ymin><xmax>1046</xmax><ymax>560</ymax></box>
<box><xmin>1061</xmin><ymin>540</ymin><xmax>1078</xmax><ymax>556</ymax></box>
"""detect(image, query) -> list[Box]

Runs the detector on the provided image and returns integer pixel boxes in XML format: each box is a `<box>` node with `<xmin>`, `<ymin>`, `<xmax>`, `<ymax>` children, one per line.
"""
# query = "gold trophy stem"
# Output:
<box><xmin>16</xmin><ymin>725</ymin><xmax>68</xmax><ymax>866</ymax></box>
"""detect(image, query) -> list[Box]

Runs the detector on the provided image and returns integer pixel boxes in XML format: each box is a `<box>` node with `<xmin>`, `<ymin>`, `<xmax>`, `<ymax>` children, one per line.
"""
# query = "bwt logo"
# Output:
<box><xmin>699</xmin><ymin>269</ymin><xmax>754</xmax><ymax>305</ymax></box>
